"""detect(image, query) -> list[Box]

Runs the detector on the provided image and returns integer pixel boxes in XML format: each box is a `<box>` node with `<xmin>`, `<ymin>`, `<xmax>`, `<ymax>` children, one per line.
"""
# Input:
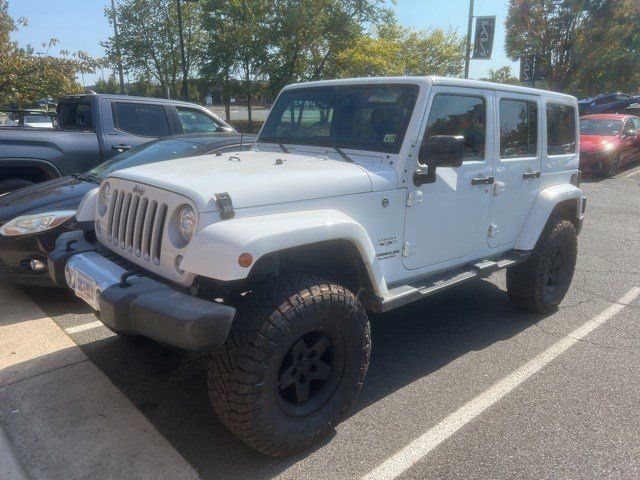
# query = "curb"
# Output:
<box><xmin>0</xmin><ymin>422</ymin><xmax>27</xmax><ymax>480</ymax></box>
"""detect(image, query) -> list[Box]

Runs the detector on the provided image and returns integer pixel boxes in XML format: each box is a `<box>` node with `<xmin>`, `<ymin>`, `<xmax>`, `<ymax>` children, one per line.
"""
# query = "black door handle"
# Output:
<box><xmin>471</xmin><ymin>176</ymin><xmax>494</xmax><ymax>185</ymax></box>
<box><xmin>112</xmin><ymin>144</ymin><xmax>132</xmax><ymax>152</ymax></box>
<box><xmin>523</xmin><ymin>170</ymin><xmax>541</xmax><ymax>179</ymax></box>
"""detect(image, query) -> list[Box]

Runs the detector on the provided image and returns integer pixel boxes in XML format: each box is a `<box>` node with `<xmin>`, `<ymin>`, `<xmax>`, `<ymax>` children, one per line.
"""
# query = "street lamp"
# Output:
<box><xmin>110</xmin><ymin>0</ymin><xmax>126</xmax><ymax>94</ymax></box>
<box><xmin>464</xmin><ymin>0</ymin><xmax>475</xmax><ymax>79</ymax></box>
<box><xmin>177</xmin><ymin>0</ymin><xmax>199</xmax><ymax>101</ymax></box>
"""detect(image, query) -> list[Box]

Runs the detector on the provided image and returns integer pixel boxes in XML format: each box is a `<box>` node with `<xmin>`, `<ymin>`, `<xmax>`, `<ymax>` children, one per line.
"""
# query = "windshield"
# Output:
<box><xmin>579</xmin><ymin>119</ymin><xmax>622</xmax><ymax>136</ymax></box>
<box><xmin>259</xmin><ymin>84</ymin><xmax>419</xmax><ymax>154</ymax></box>
<box><xmin>86</xmin><ymin>138</ymin><xmax>207</xmax><ymax>181</ymax></box>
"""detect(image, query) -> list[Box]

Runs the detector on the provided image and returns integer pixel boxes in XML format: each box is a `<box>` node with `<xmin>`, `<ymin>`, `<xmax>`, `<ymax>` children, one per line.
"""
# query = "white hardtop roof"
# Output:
<box><xmin>283</xmin><ymin>76</ymin><xmax>576</xmax><ymax>102</ymax></box>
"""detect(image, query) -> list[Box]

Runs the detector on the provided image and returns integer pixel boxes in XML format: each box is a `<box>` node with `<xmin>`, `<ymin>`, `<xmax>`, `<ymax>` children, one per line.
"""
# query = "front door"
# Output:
<box><xmin>403</xmin><ymin>87</ymin><xmax>495</xmax><ymax>271</ymax></box>
<box><xmin>488</xmin><ymin>93</ymin><xmax>541</xmax><ymax>248</ymax></box>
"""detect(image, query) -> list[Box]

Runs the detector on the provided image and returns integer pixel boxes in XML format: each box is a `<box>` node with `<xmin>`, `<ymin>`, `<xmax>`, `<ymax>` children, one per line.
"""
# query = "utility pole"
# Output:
<box><xmin>110</xmin><ymin>0</ymin><xmax>126</xmax><ymax>95</ymax></box>
<box><xmin>176</xmin><ymin>0</ymin><xmax>189</xmax><ymax>101</ymax></box>
<box><xmin>464</xmin><ymin>0</ymin><xmax>475</xmax><ymax>79</ymax></box>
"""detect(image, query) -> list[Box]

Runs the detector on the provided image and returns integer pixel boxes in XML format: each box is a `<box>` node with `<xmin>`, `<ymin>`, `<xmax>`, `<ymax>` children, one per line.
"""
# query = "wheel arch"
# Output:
<box><xmin>514</xmin><ymin>184</ymin><xmax>583</xmax><ymax>251</ymax></box>
<box><xmin>0</xmin><ymin>159</ymin><xmax>61</xmax><ymax>183</ymax></box>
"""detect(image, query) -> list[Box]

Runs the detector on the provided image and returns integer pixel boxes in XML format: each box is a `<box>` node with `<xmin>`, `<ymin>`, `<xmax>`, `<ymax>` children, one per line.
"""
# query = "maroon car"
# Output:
<box><xmin>579</xmin><ymin>114</ymin><xmax>640</xmax><ymax>176</ymax></box>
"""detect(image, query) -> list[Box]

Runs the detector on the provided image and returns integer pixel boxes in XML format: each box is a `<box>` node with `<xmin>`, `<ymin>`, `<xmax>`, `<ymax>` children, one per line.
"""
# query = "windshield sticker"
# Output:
<box><xmin>368</xmin><ymin>91</ymin><xmax>401</xmax><ymax>103</ymax></box>
<box><xmin>383</xmin><ymin>134</ymin><xmax>397</xmax><ymax>143</ymax></box>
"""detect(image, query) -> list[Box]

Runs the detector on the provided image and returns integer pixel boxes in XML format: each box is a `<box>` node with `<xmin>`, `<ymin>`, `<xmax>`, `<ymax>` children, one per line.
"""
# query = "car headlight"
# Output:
<box><xmin>100</xmin><ymin>181</ymin><xmax>111</xmax><ymax>206</ymax></box>
<box><xmin>0</xmin><ymin>210</ymin><xmax>77</xmax><ymax>237</ymax></box>
<box><xmin>177</xmin><ymin>205</ymin><xmax>196</xmax><ymax>243</ymax></box>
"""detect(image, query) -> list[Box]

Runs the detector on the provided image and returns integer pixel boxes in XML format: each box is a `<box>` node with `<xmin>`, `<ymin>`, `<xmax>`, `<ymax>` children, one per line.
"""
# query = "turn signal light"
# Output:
<box><xmin>238</xmin><ymin>253</ymin><xmax>253</xmax><ymax>268</ymax></box>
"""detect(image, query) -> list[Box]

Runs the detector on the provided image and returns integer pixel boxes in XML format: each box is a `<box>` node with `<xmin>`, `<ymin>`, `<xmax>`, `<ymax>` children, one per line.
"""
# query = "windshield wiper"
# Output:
<box><xmin>320</xmin><ymin>139</ymin><xmax>353</xmax><ymax>163</ymax></box>
<box><xmin>72</xmin><ymin>172</ymin><xmax>100</xmax><ymax>184</ymax></box>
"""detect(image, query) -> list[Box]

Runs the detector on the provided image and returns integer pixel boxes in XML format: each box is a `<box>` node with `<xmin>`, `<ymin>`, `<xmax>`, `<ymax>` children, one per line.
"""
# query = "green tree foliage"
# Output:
<box><xmin>480</xmin><ymin>66</ymin><xmax>520</xmax><ymax>85</ymax></box>
<box><xmin>505</xmin><ymin>0</ymin><xmax>640</xmax><ymax>95</ymax></box>
<box><xmin>103</xmin><ymin>0</ymin><xmax>205</xmax><ymax>99</ymax></box>
<box><xmin>0</xmin><ymin>0</ymin><xmax>97</xmax><ymax>107</ymax></box>
<box><xmin>329</xmin><ymin>20</ymin><xmax>465</xmax><ymax>78</ymax></box>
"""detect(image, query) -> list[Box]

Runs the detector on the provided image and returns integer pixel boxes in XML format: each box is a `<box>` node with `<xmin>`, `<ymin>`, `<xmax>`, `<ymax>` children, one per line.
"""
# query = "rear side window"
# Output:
<box><xmin>499</xmin><ymin>99</ymin><xmax>537</xmax><ymax>158</ymax></box>
<box><xmin>546</xmin><ymin>103</ymin><xmax>576</xmax><ymax>155</ymax></box>
<box><xmin>423</xmin><ymin>94</ymin><xmax>486</xmax><ymax>160</ymax></box>
<box><xmin>176</xmin><ymin>107</ymin><xmax>222</xmax><ymax>133</ymax></box>
<box><xmin>113</xmin><ymin>102</ymin><xmax>170</xmax><ymax>137</ymax></box>
<box><xmin>58</xmin><ymin>101</ymin><xmax>93</xmax><ymax>130</ymax></box>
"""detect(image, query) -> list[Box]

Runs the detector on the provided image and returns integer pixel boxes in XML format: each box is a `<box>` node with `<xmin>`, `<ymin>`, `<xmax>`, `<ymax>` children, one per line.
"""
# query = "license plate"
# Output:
<box><xmin>74</xmin><ymin>269</ymin><xmax>100</xmax><ymax>311</ymax></box>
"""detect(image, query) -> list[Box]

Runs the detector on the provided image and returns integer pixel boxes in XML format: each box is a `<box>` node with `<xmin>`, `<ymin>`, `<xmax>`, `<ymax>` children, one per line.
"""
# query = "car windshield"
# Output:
<box><xmin>258</xmin><ymin>84</ymin><xmax>419</xmax><ymax>154</ymax></box>
<box><xmin>85</xmin><ymin>138</ymin><xmax>207</xmax><ymax>181</ymax></box>
<box><xmin>579</xmin><ymin>119</ymin><xmax>622</xmax><ymax>136</ymax></box>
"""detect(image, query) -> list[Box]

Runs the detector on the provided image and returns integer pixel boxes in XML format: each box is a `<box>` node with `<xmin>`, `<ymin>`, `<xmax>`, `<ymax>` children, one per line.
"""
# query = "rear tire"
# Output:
<box><xmin>207</xmin><ymin>274</ymin><xmax>371</xmax><ymax>456</ymax></box>
<box><xmin>507</xmin><ymin>218</ymin><xmax>577</xmax><ymax>314</ymax></box>
<box><xmin>0</xmin><ymin>178</ymin><xmax>33</xmax><ymax>194</ymax></box>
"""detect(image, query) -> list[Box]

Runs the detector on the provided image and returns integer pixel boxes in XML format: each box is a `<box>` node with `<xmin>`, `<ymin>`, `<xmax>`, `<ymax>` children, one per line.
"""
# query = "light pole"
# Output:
<box><xmin>464</xmin><ymin>0</ymin><xmax>475</xmax><ymax>79</ymax></box>
<box><xmin>176</xmin><ymin>0</ymin><xmax>198</xmax><ymax>101</ymax></box>
<box><xmin>110</xmin><ymin>0</ymin><xmax>126</xmax><ymax>94</ymax></box>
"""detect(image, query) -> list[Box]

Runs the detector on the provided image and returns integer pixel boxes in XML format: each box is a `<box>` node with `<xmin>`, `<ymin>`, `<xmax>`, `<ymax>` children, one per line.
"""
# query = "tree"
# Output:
<box><xmin>0</xmin><ymin>0</ymin><xmax>95</xmax><ymax>107</ymax></box>
<box><xmin>94</xmin><ymin>74</ymin><xmax>121</xmax><ymax>94</ymax></box>
<box><xmin>329</xmin><ymin>20</ymin><xmax>465</xmax><ymax>78</ymax></box>
<box><xmin>103</xmin><ymin>0</ymin><xmax>205</xmax><ymax>99</ymax></box>
<box><xmin>480</xmin><ymin>66</ymin><xmax>520</xmax><ymax>85</ymax></box>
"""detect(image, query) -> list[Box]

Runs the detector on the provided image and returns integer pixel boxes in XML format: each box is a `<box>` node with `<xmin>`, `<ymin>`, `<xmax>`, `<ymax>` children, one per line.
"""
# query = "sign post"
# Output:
<box><xmin>519</xmin><ymin>55</ymin><xmax>545</xmax><ymax>86</ymax></box>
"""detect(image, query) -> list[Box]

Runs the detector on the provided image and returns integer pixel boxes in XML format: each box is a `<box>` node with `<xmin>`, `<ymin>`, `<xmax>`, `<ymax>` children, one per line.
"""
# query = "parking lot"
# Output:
<box><xmin>2</xmin><ymin>165</ymin><xmax>640</xmax><ymax>479</ymax></box>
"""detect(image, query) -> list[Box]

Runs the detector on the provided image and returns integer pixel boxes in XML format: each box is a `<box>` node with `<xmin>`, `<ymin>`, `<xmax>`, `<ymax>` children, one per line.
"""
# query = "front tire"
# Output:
<box><xmin>604</xmin><ymin>156</ymin><xmax>620</xmax><ymax>177</ymax></box>
<box><xmin>208</xmin><ymin>274</ymin><xmax>371</xmax><ymax>456</ymax></box>
<box><xmin>507</xmin><ymin>218</ymin><xmax>577</xmax><ymax>314</ymax></box>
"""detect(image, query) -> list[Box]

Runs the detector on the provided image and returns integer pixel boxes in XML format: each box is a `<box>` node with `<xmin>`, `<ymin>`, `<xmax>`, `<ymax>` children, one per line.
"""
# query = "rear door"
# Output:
<box><xmin>488</xmin><ymin>93</ymin><xmax>541</xmax><ymax>248</ymax></box>
<box><xmin>102</xmin><ymin>99</ymin><xmax>173</xmax><ymax>159</ymax></box>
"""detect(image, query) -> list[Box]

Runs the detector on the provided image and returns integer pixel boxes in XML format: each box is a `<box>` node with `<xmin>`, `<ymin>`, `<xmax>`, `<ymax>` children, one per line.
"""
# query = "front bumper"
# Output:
<box><xmin>48</xmin><ymin>231</ymin><xmax>236</xmax><ymax>350</ymax></box>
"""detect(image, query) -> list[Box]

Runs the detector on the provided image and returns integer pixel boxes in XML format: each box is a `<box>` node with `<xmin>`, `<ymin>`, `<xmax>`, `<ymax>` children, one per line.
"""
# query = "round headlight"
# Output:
<box><xmin>100</xmin><ymin>181</ymin><xmax>111</xmax><ymax>206</ymax></box>
<box><xmin>177</xmin><ymin>205</ymin><xmax>195</xmax><ymax>243</ymax></box>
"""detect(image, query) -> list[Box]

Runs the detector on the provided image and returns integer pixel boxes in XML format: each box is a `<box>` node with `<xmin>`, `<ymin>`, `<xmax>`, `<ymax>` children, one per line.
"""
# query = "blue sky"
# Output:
<box><xmin>8</xmin><ymin>0</ymin><xmax>518</xmax><ymax>86</ymax></box>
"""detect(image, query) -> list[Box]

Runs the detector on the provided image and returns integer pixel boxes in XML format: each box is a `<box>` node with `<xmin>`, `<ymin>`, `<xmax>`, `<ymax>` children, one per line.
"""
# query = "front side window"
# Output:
<box><xmin>113</xmin><ymin>102</ymin><xmax>170</xmax><ymax>137</ymax></box>
<box><xmin>499</xmin><ymin>99</ymin><xmax>537</xmax><ymax>158</ymax></box>
<box><xmin>259</xmin><ymin>84</ymin><xmax>419</xmax><ymax>154</ymax></box>
<box><xmin>422</xmin><ymin>94</ymin><xmax>486</xmax><ymax>161</ymax></box>
<box><xmin>177</xmin><ymin>107</ymin><xmax>222</xmax><ymax>133</ymax></box>
<box><xmin>546</xmin><ymin>103</ymin><xmax>577</xmax><ymax>155</ymax></box>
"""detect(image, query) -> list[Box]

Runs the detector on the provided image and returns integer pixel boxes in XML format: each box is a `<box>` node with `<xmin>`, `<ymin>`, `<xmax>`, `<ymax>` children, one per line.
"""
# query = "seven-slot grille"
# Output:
<box><xmin>105</xmin><ymin>188</ymin><xmax>168</xmax><ymax>265</ymax></box>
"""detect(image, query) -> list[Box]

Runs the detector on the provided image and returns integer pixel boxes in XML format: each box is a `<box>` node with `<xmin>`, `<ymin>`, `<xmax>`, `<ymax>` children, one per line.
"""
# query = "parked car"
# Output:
<box><xmin>0</xmin><ymin>94</ymin><xmax>234</xmax><ymax>194</ymax></box>
<box><xmin>578</xmin><ymin>92</ymin><xmax>631</xmax><ymax>115</ymax></box>
<box><xmin>49</xmin><ymin>77</ymin><xmax>584</xmax><ymax>456</ymax></box>
<box><xmin>579</xmin><ymin>114</ymin><xmax>640</xmax><ymax>176</ymax></box>
<box><xmin>0</xmin><ymin>132</ymin><xmax>254</xmax><ymax>286</ymax></box>
<box><xmin>2</xmin><ymin>109</ymin><xmax>55</xmax><ymax>128</ymax></box>
<box><xmin>586</xmin><ymin>95</ymin><xmax>640</xmax><ymax>116</ymax></box>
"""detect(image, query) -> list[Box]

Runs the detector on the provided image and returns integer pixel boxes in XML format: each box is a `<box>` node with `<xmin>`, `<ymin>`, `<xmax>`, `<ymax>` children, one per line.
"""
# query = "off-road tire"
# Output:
<box><xmin>0</xmin><ymin>178</ymin><xmax>33</xmax><ymax>194</ymax></box>
<box><xmin>507</xmin><ymin>217</ymin><xmax>577</xmax><ymax>314</ymax></box>
<box><xmin>207</xmin><ymin>274</ymin><xmax>371</xmax><ymax>456</ymax></box>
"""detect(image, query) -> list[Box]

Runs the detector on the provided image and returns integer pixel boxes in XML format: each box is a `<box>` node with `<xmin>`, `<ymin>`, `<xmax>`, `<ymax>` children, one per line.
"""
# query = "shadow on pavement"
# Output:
<box><xmin>19</xmin><ymin>277</ymin><xmax>545</xmax><ymax>479</ymax></box>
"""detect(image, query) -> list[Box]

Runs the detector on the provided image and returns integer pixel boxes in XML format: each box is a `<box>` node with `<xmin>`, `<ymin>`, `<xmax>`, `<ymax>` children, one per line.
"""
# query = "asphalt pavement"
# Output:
<box><xmin>3</xmin><ymin>164</ymin><xmax>640</xmax><ymax>479</ymax></box>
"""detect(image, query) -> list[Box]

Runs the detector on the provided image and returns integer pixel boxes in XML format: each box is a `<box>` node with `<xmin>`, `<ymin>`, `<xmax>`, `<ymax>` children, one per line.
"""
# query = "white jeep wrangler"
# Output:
<box><xmin>49</xmin><ymin>77</ymin><xmax>585</xmax><ymax>456</ymax></box>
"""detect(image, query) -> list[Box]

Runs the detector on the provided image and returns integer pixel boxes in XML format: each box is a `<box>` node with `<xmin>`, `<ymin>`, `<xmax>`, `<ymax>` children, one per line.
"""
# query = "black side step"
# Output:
<box><xmin>371</xmin><ymin>251</ymin><xmax>529</xmax><ymax>313</ymax></box>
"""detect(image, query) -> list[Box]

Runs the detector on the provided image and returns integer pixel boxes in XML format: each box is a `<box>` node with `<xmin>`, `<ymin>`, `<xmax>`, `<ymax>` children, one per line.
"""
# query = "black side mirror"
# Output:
<box><xmin>414</xmin><ymin>135</ymin><xmax>465</xmax><ymax>186</ymax></box>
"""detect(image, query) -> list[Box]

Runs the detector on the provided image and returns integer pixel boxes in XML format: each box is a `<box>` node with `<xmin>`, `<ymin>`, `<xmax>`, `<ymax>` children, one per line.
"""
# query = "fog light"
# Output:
<box><xmin>29</xmin><ymin>259</ymin><xmax>46</xmax><ymax>271</ymax></box>
<box><xmin>64</xmin><ymin>265</ymin><xmax>75</xmax><ymax>288</ymax></box>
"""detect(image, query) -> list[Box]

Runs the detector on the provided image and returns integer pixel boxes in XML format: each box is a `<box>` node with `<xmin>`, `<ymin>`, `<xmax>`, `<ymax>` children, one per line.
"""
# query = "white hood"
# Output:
<box><xmin>109</xmin><ymin>151</ymin><xmax>380</xmax><ymax>212</ymax></box>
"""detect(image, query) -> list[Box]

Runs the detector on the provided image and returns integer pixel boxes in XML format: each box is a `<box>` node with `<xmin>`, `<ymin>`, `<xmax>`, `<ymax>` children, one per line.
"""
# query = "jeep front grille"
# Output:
<box><xmin>106</xmin><ymin>189</ymin><xmax>168</xmax><ymax>265</ymax></box>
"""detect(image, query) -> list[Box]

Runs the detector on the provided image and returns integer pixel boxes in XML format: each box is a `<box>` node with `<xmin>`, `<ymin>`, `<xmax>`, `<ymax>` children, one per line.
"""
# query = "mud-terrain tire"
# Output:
<box><xmin>507</xmin><ymin>218</ymin><xmax>577</xmax><ymax>314</ymax></box>
<box><xmin>0</xmin><ymin>178</ymin><xmax>33</xmax><ymax>194</ymax></box>
<box><xmin>207</xmin><ymin>274</ymin><xmax>371</xmax><ymax>456</ymax></box>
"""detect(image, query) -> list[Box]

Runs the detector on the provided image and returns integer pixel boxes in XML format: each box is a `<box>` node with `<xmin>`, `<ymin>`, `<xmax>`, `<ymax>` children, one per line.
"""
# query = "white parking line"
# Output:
<box><xmin>65</xmin><ymin>321</ymin><xmax>104</xmax><ymax>334</ymax></box>
<box><xmin>625</xmin><ymin>166</ymin><xmax>640</xmax><ymax>178</ymax></box>
<box><xmin>362</xmin><ymin>287</ymin><xmax>640</xmax><ymax>480</ymax></box>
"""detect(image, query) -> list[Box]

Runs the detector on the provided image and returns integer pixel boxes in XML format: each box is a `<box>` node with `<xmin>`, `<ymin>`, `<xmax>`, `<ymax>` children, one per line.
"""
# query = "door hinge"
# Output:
<box><xmin>492</xmin><ymin>181</ymin><xmax>506</xmax><ymax>196</ymax></box>
<box><xmin>402</xmin><ymin>241</ymin><xmax>418</xmax><ymax>257</ymax></box>
<box><xmin>406</xmin><ymin>190</ymin><xmax>423</xmax><ymax>207</ymax></box>
<box><xmin>488</xmin><ymin>224</ymin><xmax>500</xmax><ymax>237</ymax></box>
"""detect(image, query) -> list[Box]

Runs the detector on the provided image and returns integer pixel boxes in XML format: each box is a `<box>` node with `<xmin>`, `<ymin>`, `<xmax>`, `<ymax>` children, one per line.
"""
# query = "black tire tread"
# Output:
<box><xmin>507</xmin><ymin>217</ymin><xmax>577</xmax><ymax>314</ymax></box>
<box><xmin>207</xmin><ymin>274</ymin><xmax>370</xmax><ymax>456</ymax></box>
